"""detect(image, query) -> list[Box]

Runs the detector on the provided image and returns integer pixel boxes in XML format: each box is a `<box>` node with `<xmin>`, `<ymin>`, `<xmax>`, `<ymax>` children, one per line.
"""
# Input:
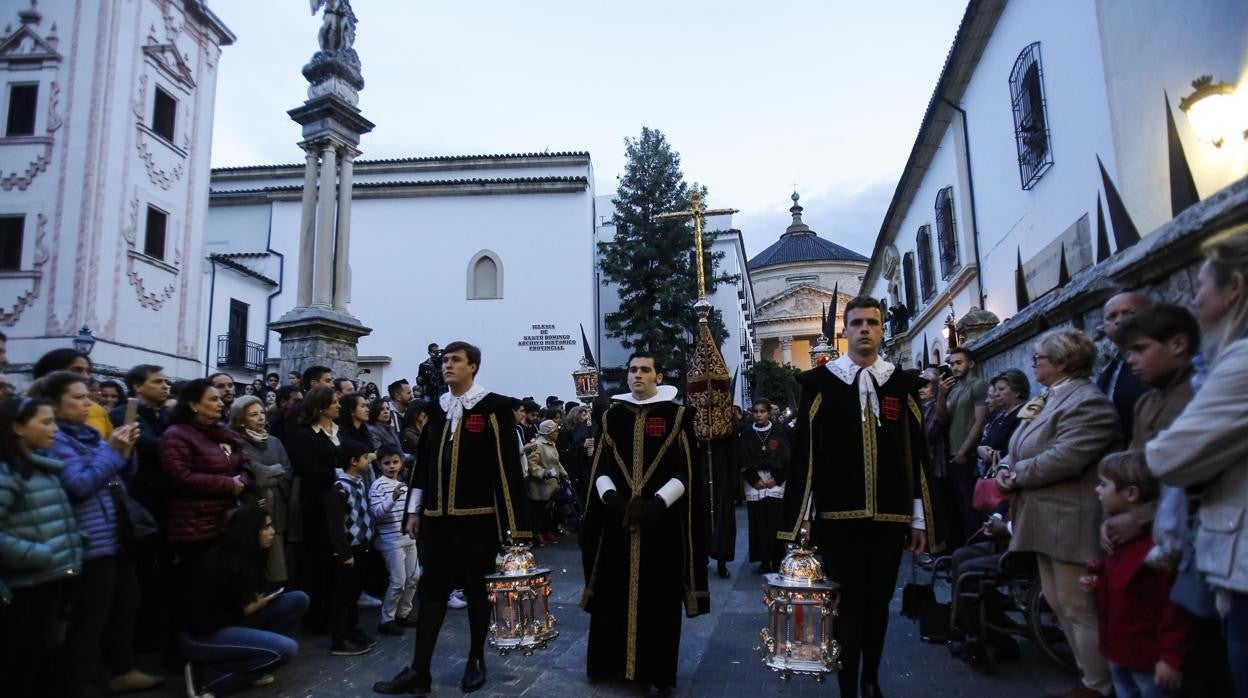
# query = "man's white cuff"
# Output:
<box><xmin>656</xmin><ymin>478</ymin><xmax>685</xmax><ymax>507</ymax></box>
<box><xmin>911</xmin><ymin>498</ymin><xmax>926</xmax><ymax>531</ymax></box>
<box><xmin>405</xmin><ymin>488</ymin><xmax>423</xmax><ymax>514</ymax></box>
<box><xmin>595</xmin><ymin>475</ymin><xmax>616</xmax><ymax>500</ymax></box>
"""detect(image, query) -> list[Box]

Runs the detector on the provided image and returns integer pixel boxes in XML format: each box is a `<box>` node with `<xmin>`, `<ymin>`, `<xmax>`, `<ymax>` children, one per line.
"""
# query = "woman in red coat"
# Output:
<box><xmin>158</xmin><ymin>378</ymin><xmax>250</xmax><ymax>629</ymax></box>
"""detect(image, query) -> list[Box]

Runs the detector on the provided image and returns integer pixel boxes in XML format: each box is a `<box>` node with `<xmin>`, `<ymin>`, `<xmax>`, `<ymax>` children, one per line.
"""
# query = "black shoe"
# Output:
<box><xmin>351</xmin><ymin>629</ymin><xmax>379</xmax><ymax>648</ymax></box>
<box><xmin>716</xmin><ymin>562</ymin><xmax>730</xmax><ymax>579</ymax></box>
<box><xmin>461</xmin><ymin>657</ymin><xmax>487</xmax><ymax>693</ymax></box>
<box><xmin>378</xmin><ymin>621</ymin><xmax>405</xmax><ymax>636</ymax></box>
<box><xmin>372</xmin><ymin>666</ymin><xmax>431</xmax><ymax>695</ymax></box>
<box><xmin>331</xmin><ymin>637</ymin><xmax>372</xmax><ymax>656</ymax></box>
<box><xmin>396</xmin><ymin>613</ymin><xmax>420</xmax><ymax>628</ymax></box>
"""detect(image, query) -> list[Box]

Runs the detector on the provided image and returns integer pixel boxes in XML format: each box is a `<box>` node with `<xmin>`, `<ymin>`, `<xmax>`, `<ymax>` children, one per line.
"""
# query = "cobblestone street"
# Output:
<box><xmin>140</xmin><ymin>508</ymin><xmax>1084</xmax><ymax>697</ymax></box>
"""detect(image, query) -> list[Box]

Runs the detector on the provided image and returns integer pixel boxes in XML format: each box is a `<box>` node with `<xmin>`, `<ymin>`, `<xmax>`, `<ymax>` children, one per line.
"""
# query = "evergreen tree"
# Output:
<box><xmin>598</xmin><ymin>127</ymin><xmax>734</xmax><ymax>378</ymax></box>
<box><xmin>744</xmin><ymin>359</ymin><xmax>801</xmax><ymax>410</ymax></box>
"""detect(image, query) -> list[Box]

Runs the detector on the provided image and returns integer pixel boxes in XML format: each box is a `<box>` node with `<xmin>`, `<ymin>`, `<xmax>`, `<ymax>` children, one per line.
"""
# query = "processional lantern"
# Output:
<box><xmin>758</xmin><ymin>533</ymin><xmax>841</xmax><ymax>681</ymax></box>
<box><xmin>571</xmin><ymin>323</ymin><xmax>600</xmax><ymax>401</ymax></box>
<box><xmin>484</xmin><ymin>537</ymin><xmax>558</xmax><ymax>656</ymax></box>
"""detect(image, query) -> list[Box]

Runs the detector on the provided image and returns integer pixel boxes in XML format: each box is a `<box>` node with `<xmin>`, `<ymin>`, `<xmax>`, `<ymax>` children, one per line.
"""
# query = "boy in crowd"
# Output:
<box><xmin>1084</xmin><ymin>451</ymin><xmax>1191</xmax><ymax>697</ymax></box>
<box><xmin>327</xmin><ymin>440</ymin><xmax>379</xmax><ymax>656</ymax></box>
<box><xmin>370</xmin><ymin>445</ymin><xmax>420</xmax><ymax>636</ymax></box>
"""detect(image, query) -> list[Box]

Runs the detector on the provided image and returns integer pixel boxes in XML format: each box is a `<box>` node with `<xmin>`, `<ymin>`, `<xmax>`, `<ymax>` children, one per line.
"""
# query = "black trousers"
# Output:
<box><xmin>331</xmin><ymin>546</ymin><xmax>367</xmax><ymax>645</ymax></box>
<box><xmin>56</xmin><ymin>555</ymin><xmax>141</xmax><ymax>697</ymax></box>
<box><xmin>410</xmin><ymin>515</ymin><xmax>498</xmax><ymax>673</ymax></box>
<box><xmin>0</xmin><ymin>580</ymin><xmax>67</xmax><ymax>698</ymax></box>
<box><xmin>813</xmin><ymin>519</ymin><xmax>908</xmax><ymax>698</ymax></box>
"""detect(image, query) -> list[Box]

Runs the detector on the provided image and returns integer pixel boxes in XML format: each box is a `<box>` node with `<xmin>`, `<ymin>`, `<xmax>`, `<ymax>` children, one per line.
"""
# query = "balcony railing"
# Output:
<box><xmin>216</xmin><ymin>334</ymin><xmax>265</xmax><ymax>373</ymax></box>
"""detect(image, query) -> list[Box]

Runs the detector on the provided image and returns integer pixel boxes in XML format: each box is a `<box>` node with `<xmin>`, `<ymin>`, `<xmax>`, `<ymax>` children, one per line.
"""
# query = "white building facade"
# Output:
<box><xmin>861</xmin><ymin>0</ymin><xmax>1248</xmax><ymax>368</ymax></box>
<box><xmin>207</xmin><ymin>153</ymin><xmax>598</xmax><ymax>399</ymax></box>
<box><xmin>0</xmin><ymin>0</ymin><xmax>232</xmax><ymax>379</ymax></box>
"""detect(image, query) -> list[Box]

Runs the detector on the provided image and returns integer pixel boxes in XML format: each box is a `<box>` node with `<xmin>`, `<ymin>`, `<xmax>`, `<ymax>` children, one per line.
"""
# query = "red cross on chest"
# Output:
<box><xmin>465</xmin><ymin>414</ymin><xmax>486</xmax><ymax>433</ymax></box>
<box><xmin>880</xmin><ymin>396</ymin><xmax>902</xmax><ymax>422</ymax></box>
<box><xmin>644</xmin><ymin>417</ymin><xmax>667</xmax><ymax>438</ymax></box>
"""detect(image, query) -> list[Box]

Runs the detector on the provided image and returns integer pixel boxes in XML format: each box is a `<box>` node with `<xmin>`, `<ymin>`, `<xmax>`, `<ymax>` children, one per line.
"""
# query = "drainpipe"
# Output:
<box><xmin>262</xmin><ymin>205</ymin><xmax>285</xmax><ymax>366</ymax></box>
<box><xmin>204</xmin><ymin>257</ymin><xmax>218</xmax><ymax>377</ymax></box>
<box><xmin>940</xmin><ymin>96</ymin><xmax>987</xmax><ymax>309</ymax></box>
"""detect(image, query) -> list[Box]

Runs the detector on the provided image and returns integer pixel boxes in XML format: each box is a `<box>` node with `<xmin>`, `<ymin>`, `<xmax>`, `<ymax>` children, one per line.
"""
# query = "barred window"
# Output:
<box><xmin>902</xmin><ymin>252</ymin><xmax>918</xmax><ymax>311</ymax></box>
<box><xmin>916</xmin><ymin>225</ymin><xmax>936</xmax><ymax>302</ymax></box>
<box><xmin>935</xmin><ymin>187</ymin><xmax>959</xmax><ymax>278</ymax></box>
<box><xmin>1010</xmin><ymin>42</ymin><xmax>1053</xmax><ymax>190</ymax></box>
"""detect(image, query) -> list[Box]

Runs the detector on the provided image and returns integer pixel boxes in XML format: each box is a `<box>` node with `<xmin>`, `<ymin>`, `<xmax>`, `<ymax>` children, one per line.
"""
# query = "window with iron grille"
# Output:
<box><xmin>916</xmin><ymin>225</ymin><xmax>936</xmax><ymax>301</ymax></box>
<box><xmin>1010</xmin><ymin>42</ymin><xmax>1053</xmax><ymax>190</ymax></box>
<box><xmin>902</xmin><ymin>252</ymin><xmax>918</xmax><ymax>311</ymax></box>
<box><xmin>935</xmin><ymin>187</ymin><xmax>959</xmax><ymax>278</ymax></box>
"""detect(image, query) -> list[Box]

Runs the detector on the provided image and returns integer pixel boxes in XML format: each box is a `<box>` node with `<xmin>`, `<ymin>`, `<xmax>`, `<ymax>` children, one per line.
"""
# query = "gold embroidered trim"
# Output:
<box><xmin>423</xmin><ymin>419</ymin><xmax>452</xmax><ymax>516</ymax></box>
<box><xmin>780</xmin><ymin>393</ymin><xmax>821</xmax><ymax>541</ymax></box>
<box><xmin>907</xmin><ymin>395</ymin><xmax>923</xmax><ymax>425</ymax></box>
<box><xmin>862</xmin><ymin>401</ymin><xmax>877</xmax><ymax>517</ymax></box>
<box><xmin>681</xmin><ymin>432</ymin><xmax>695</xmax><ymax>609</ymax></box>
<box><xmin>626</xmin><ymin>528</ymin><xmax>640</xmax><ymax>680</ymax></box>
<box><xmin>488</xmin><ymin>414</ymin><xmax>521</xmax><ymax>534</ymax></box>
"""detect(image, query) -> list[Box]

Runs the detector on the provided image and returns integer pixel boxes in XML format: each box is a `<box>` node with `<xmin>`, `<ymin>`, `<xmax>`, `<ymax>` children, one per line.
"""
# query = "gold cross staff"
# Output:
<box><xmin>655</xmin><ymin>190</ymin><xmax>738</xmax><ymax>300</ymax></box>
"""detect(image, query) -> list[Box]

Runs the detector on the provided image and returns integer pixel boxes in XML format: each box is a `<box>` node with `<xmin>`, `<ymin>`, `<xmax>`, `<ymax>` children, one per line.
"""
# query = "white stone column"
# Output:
<box><xmin>332</xmin><ymin>148</ymin><xmax>355</xmax><ymax>311</ymax></box>
<box><xmin>295</xmin><ymin>148</ymin><xmax>319</xmax><ymax>308</ymax></box>
<box><xmin>312</xmin><ymin>142</ymin><xmax>338</xmax><ymax>309</ymax></box>
<box><xmin>780</xmin><ymin>336</ymin><xmax>793</xmax><ymax>366</ymax></box>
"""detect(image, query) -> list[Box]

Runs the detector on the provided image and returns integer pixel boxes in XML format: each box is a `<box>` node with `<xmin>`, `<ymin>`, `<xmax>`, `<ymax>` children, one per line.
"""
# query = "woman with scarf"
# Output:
<box><xmin>29</xmin><ymin>372</ymin><xmax>162</xmax><ymax>697</ymax></box>
<box><xmin>230</xmin><ymin>395</ymin><xmax>296</xmax><ymax>585</ymax></box>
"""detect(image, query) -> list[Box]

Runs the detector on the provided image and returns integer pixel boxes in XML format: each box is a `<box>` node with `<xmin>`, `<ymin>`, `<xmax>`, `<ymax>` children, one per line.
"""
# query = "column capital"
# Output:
<box><xmin>779</xmin><ymin>336</ymin><xmax>794</xmax><ymax>348</ymax></box>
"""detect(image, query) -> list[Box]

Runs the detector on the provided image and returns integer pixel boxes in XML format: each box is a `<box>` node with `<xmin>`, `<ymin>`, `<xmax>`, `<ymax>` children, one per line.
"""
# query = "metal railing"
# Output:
<box><xmin>216</xmin><ymin>334</ymin><xmax>265</xmax><ymax>373</ymax></box>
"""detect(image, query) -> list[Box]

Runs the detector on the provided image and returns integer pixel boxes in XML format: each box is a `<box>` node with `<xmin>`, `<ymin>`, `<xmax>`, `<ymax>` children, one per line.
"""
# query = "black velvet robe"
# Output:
<box><xmin>580</xmin><ymin>399</ymin><xmax>709</xmax><ymax>687</ymax></box>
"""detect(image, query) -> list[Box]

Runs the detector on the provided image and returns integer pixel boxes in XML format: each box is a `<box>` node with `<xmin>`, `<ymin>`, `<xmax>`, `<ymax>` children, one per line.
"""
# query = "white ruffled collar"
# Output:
<box><xmin>612</xmin><ymin>384</ymin><xmax>678</xmax><ymax>405</ymax></box>
<box><xmin>440</xmin><ymin>383</ymin><xmax>488</xmax><ymax>435</ymax></box>
<box><xmin>826</xmin><ymin>354</ymin><xmax>896</xmax><ymax>425</ymax></box>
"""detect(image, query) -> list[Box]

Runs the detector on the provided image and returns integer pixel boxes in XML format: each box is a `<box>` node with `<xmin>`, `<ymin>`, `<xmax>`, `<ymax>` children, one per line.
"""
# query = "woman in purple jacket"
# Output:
<box><xmin>28</xmin><ymin>371</ymin><xmax>163</xmax><ymax>696</ymax></box>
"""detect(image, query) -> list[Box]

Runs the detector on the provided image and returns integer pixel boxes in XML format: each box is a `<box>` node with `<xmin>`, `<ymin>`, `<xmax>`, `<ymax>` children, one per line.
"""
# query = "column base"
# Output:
<box><xmin>270</xmin><ymin>307</ymin><xmax>372</xmax><ymax>381</ymax></box>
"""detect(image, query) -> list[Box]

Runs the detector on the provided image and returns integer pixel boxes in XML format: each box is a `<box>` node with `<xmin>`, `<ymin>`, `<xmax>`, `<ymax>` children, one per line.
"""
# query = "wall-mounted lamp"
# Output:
<box><xmin>1179</xmin><ymin>75</ymin><xmax>1243</xmax><ymax>148</ymax></box>
<box><xmin>73</xmin><ymin>325</ymin><xmax>96</xmax><ymax>356</ymax></box>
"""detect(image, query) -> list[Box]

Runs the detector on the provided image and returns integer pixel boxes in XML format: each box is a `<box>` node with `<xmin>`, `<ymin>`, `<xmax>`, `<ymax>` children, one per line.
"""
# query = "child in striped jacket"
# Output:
<box><xmin>369</xmin><ymin>445</ymin><xmax>420</xmax><ymax>635</ymax></box>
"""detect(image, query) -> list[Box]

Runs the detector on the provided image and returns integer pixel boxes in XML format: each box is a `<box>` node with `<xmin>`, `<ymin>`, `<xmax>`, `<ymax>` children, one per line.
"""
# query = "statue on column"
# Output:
<box><xmin>306</xmin><ymin>0</ymin><xmax>363</xmax><ymax>101</ymax></box>
<box><xmin>310</xmin><ymin>0</ymin><xmax>357</xmax><ymax>53</ymax></box>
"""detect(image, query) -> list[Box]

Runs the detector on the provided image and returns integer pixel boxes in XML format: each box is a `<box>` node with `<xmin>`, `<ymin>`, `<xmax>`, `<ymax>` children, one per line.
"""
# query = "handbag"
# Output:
<box><xmin>901</xmin><ymin>557</ymin><xmax>936</xmax><ymax>620</ymax></box>
<box><xmin>972</xmin><ymin>452</ymin><xmax>1008</xmax><ymax>514</ymax></box>
<box><xmin>108</xmin><ymin>479</ymin><xmax>159</xmax><ymax>549</ymax></box>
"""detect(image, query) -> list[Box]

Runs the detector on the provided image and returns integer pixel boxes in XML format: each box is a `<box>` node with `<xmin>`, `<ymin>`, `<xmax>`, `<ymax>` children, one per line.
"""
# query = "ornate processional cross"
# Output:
<box><xmin>654</xmin><ymin>191</ymin><xmax>739</xmax><ymax>307</ymax></box>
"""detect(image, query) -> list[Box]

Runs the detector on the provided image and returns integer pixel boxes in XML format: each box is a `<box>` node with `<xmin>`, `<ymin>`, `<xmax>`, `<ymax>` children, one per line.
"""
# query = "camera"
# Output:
<box><xmin>938</xmin><ymin>364</ymin><xmax>953</xmax><ymax>379</ymax></box>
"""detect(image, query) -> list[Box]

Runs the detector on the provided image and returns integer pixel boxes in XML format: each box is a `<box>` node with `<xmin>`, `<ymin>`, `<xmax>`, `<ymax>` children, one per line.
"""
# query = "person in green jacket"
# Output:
<box><xmin>0</xmin><ymin>397</ymin><xmax>84</xmax><ymax>698</ymax></box>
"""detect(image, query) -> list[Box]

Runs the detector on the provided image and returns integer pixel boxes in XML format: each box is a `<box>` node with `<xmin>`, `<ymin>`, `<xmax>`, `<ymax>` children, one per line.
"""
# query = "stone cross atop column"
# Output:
<box><xmin>270</xmin><ymin>0</ymin><xmax>374</xmax><ymax>380</ymax></box>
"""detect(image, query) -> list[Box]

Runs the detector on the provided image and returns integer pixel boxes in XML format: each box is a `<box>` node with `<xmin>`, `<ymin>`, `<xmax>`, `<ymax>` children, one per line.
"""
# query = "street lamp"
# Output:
<box><xmin>73</xmin><ymin>325</ymin><xmax>96</xmax><ymax>356</ymax></box>
<box><xmin>1179</xmin><ymin>75</ymin><xmax>1243</xmax><ymax>148</ymax></box>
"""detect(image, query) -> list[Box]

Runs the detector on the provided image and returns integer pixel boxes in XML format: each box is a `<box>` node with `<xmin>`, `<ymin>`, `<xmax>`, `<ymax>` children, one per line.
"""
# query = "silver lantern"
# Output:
<box><xmin>758</xmin><ymin>535</ymin><xmax>841</xmax><ymax>681</ymax></box>
<box><xmin>484</xmin><ymin>538</ymin><xmax>558</xmax><ymax>656</ymax></box>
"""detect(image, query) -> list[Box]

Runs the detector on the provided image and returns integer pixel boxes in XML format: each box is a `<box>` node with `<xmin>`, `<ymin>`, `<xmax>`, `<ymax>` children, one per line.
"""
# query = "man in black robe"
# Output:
<box><xmin>373</xmin><ymin>341</ymin><xmax>530</xmax><ymax>696</ymax></box>
<box><xmin>580</xmin><ymin>351</ymin><xmax>709</xmax><ymax>692</ymax></box>
<box><xmin>779</xmin><ymin>297</ymin><xmax>936</xmax><ymax>698</ymax></box>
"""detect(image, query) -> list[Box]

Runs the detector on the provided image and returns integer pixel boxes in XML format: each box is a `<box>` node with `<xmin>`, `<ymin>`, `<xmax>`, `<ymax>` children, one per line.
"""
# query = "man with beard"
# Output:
<box><xmin>580</xmin><ymin>351</ymin><xmax>709</xmax><ymax>692</ymax></box>
<box><xmin>373</xmin><ymin>341</ymin><xmax>529</xmax><ymax>696</ymax></box>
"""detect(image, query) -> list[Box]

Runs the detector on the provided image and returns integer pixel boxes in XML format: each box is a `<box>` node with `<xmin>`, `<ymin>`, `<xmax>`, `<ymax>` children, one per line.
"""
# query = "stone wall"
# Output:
<box><xmin>970</xmin><ymin>175</ymin><xmax>1248</xmax><ymax>387</ymax></box>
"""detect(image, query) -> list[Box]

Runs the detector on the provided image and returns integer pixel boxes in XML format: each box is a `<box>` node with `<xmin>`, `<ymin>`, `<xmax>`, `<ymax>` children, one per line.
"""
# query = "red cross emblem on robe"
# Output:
<box><xmin>645</xmin><ymin>417</ymin><xmax>666</xmax><ymax>438</ymax></box>
<box><xmin>881</xmin><ymin>396</ymin><xmax>902</xmax><ymax>422</ymax></box>
<box><xmin>465</xmin><ymin>414</ymin><xmax>486</xmax><ymax>433</ymax></box>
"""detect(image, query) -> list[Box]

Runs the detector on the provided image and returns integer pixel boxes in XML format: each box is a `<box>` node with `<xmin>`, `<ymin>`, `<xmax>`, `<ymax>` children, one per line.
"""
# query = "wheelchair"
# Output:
<box><xmin>544</xmin><ymin>478</ymin><xmax>583</xmax><ymax>534</ymax></box>
<box><xmin>946</xmin><ymin>549</ymin><xmax>1077</xmax><ymax>675</ymax></box>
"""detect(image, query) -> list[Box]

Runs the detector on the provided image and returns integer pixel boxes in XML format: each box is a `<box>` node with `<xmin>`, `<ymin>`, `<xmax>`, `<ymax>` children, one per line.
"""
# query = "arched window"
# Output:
<box><xmin>935</xmin><ymin>187</ymin><xmax>959</xmax><ymax>278</ymax></box>
<box><xmin>467</xmin><ymin>250</ymin><xmax>503</xmax><ymax>299</ymax></box>
<box><xmin>902</xmin><ymin>252</ymin><xmax>918</xmax><ymax>311</ymax></box>
<box><xmin>1010</xmin><ymin>42</ymin><xmax>1053</xmax><ymax>189</ymax></box>
<box><xmin>916</xmin><ymin>225</ymin><xmax>936</xmax><ymax>302</ymax></box>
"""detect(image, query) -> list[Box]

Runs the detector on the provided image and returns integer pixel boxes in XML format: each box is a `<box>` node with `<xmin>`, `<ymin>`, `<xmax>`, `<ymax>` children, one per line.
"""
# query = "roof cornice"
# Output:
<box><xmin>210</xmin><ymin>176</ymin><xmax>589</xmax><ymax>205</ymax></box>
<box><xmin>211</xmin><ymin>151</ymin><xmax>591</xmax><ymax>181</ymax></box>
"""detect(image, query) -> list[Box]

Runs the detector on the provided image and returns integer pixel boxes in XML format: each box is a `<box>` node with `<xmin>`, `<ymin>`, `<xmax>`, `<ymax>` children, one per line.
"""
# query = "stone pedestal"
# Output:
<box><xmin>270</xmin><ymin>307</ymin><xmax>371</xmax><ymax>381</ymax></box>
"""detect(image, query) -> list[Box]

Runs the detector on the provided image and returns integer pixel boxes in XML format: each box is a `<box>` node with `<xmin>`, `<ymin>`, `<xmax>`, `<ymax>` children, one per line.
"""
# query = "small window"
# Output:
<box><xmin>935</xmin><ymin>187</ymin><xmax>959</xmax><ymax>278</ymax></box>
<box><xmin>916</xmin><ymin>225</ymin><xmax>936</xmax><ymax>301</ymax></box>
<box><xmin>902</xmin><ymin>252</ymin><xmax>918</xmax><ymax>310</ymax></box>
<box><xmin>152</xmin><ymin>86</ymin><xmax>176</xmax><ymax>142</ymax></box>
<box><xmin>5</xmin><ymin>83</ymin><xmax>38</xmax><ymax>137</ymax></box>
<box><xmin>0</xmin><ymin>216</ymin><xmax>24</xmax><ymax>271</ymax></box>
<box><xmin>785</xmin><ymin>274</ymin><xmax>818</xmax><ymax>287</ymax></box>
<box><xmin>468</xmin><ymin>251</ymin><xmax>502</xmax><ymax>299</ymax></box>
<box><xmin>1010</xmin><ymin>42</ymin><xmax>1053</xmax><ymax>189</ymax></box>
<box><xmin>144</xmin><ymin>206</ymin><xmax>168</xmax><ymax>260</ymax></box>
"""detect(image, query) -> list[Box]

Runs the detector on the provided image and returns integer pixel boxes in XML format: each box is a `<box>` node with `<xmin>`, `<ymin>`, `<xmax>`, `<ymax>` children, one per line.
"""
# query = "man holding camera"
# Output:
<box><xmin>416</xmin><ymin>343</ymin><xmax>447</xmax><ymax>400</ymax></box>
<box><xmin>937</xmin><ymin>347</ymin><xmax>988</xmax><ymax>546</ymax></box>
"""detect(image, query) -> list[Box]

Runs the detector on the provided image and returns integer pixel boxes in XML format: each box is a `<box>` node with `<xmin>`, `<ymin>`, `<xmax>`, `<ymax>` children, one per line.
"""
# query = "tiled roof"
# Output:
<box><xmin>748</xmin><ymin>233</ymin><xmax>869</xmax><ymax>269</ymax></box>
<box><xmin>211</xmin><ymin>175</ymin><xmax>588</xmax><ymax>195</ymax></box>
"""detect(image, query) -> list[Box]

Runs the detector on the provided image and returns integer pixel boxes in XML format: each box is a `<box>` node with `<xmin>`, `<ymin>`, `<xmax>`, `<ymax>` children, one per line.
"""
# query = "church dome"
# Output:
<box><xmin>747</xmin><ymin>192</ymin><xmax>869</xmax><ymax>270</ymax></box>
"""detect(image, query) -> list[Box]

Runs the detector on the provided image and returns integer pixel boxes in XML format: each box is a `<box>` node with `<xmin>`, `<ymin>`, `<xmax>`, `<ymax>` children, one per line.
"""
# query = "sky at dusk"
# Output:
<box><xmin>208</xmin><ymin>1</ymin><xmax>967</xmax><ymax>259</ymax></box>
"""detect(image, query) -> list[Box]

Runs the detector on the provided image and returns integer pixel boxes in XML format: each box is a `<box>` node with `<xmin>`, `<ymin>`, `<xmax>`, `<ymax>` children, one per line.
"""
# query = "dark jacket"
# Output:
<box><xmin>51</xmin><ymin>421</ymin><xmax>130</xmax><ymax>560</ymax></box>
<box><xmin>158</xmin><ymin>422</ymin><xmax>249</xmax><ymax>544</ymax></box>
<box><xmin>183</xmin><ymin>546</ymin><xmax>266</xmax><ymax>636</ymax></box>
<box><xmin>110</xmin><ymin>402</ymin><xmax>169</xmax><ymax>518</ymax></box>
<box><xmin>290</xmin><ymin>425</ymin><xmax>341</xmax><ymax>496</ymax></box>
